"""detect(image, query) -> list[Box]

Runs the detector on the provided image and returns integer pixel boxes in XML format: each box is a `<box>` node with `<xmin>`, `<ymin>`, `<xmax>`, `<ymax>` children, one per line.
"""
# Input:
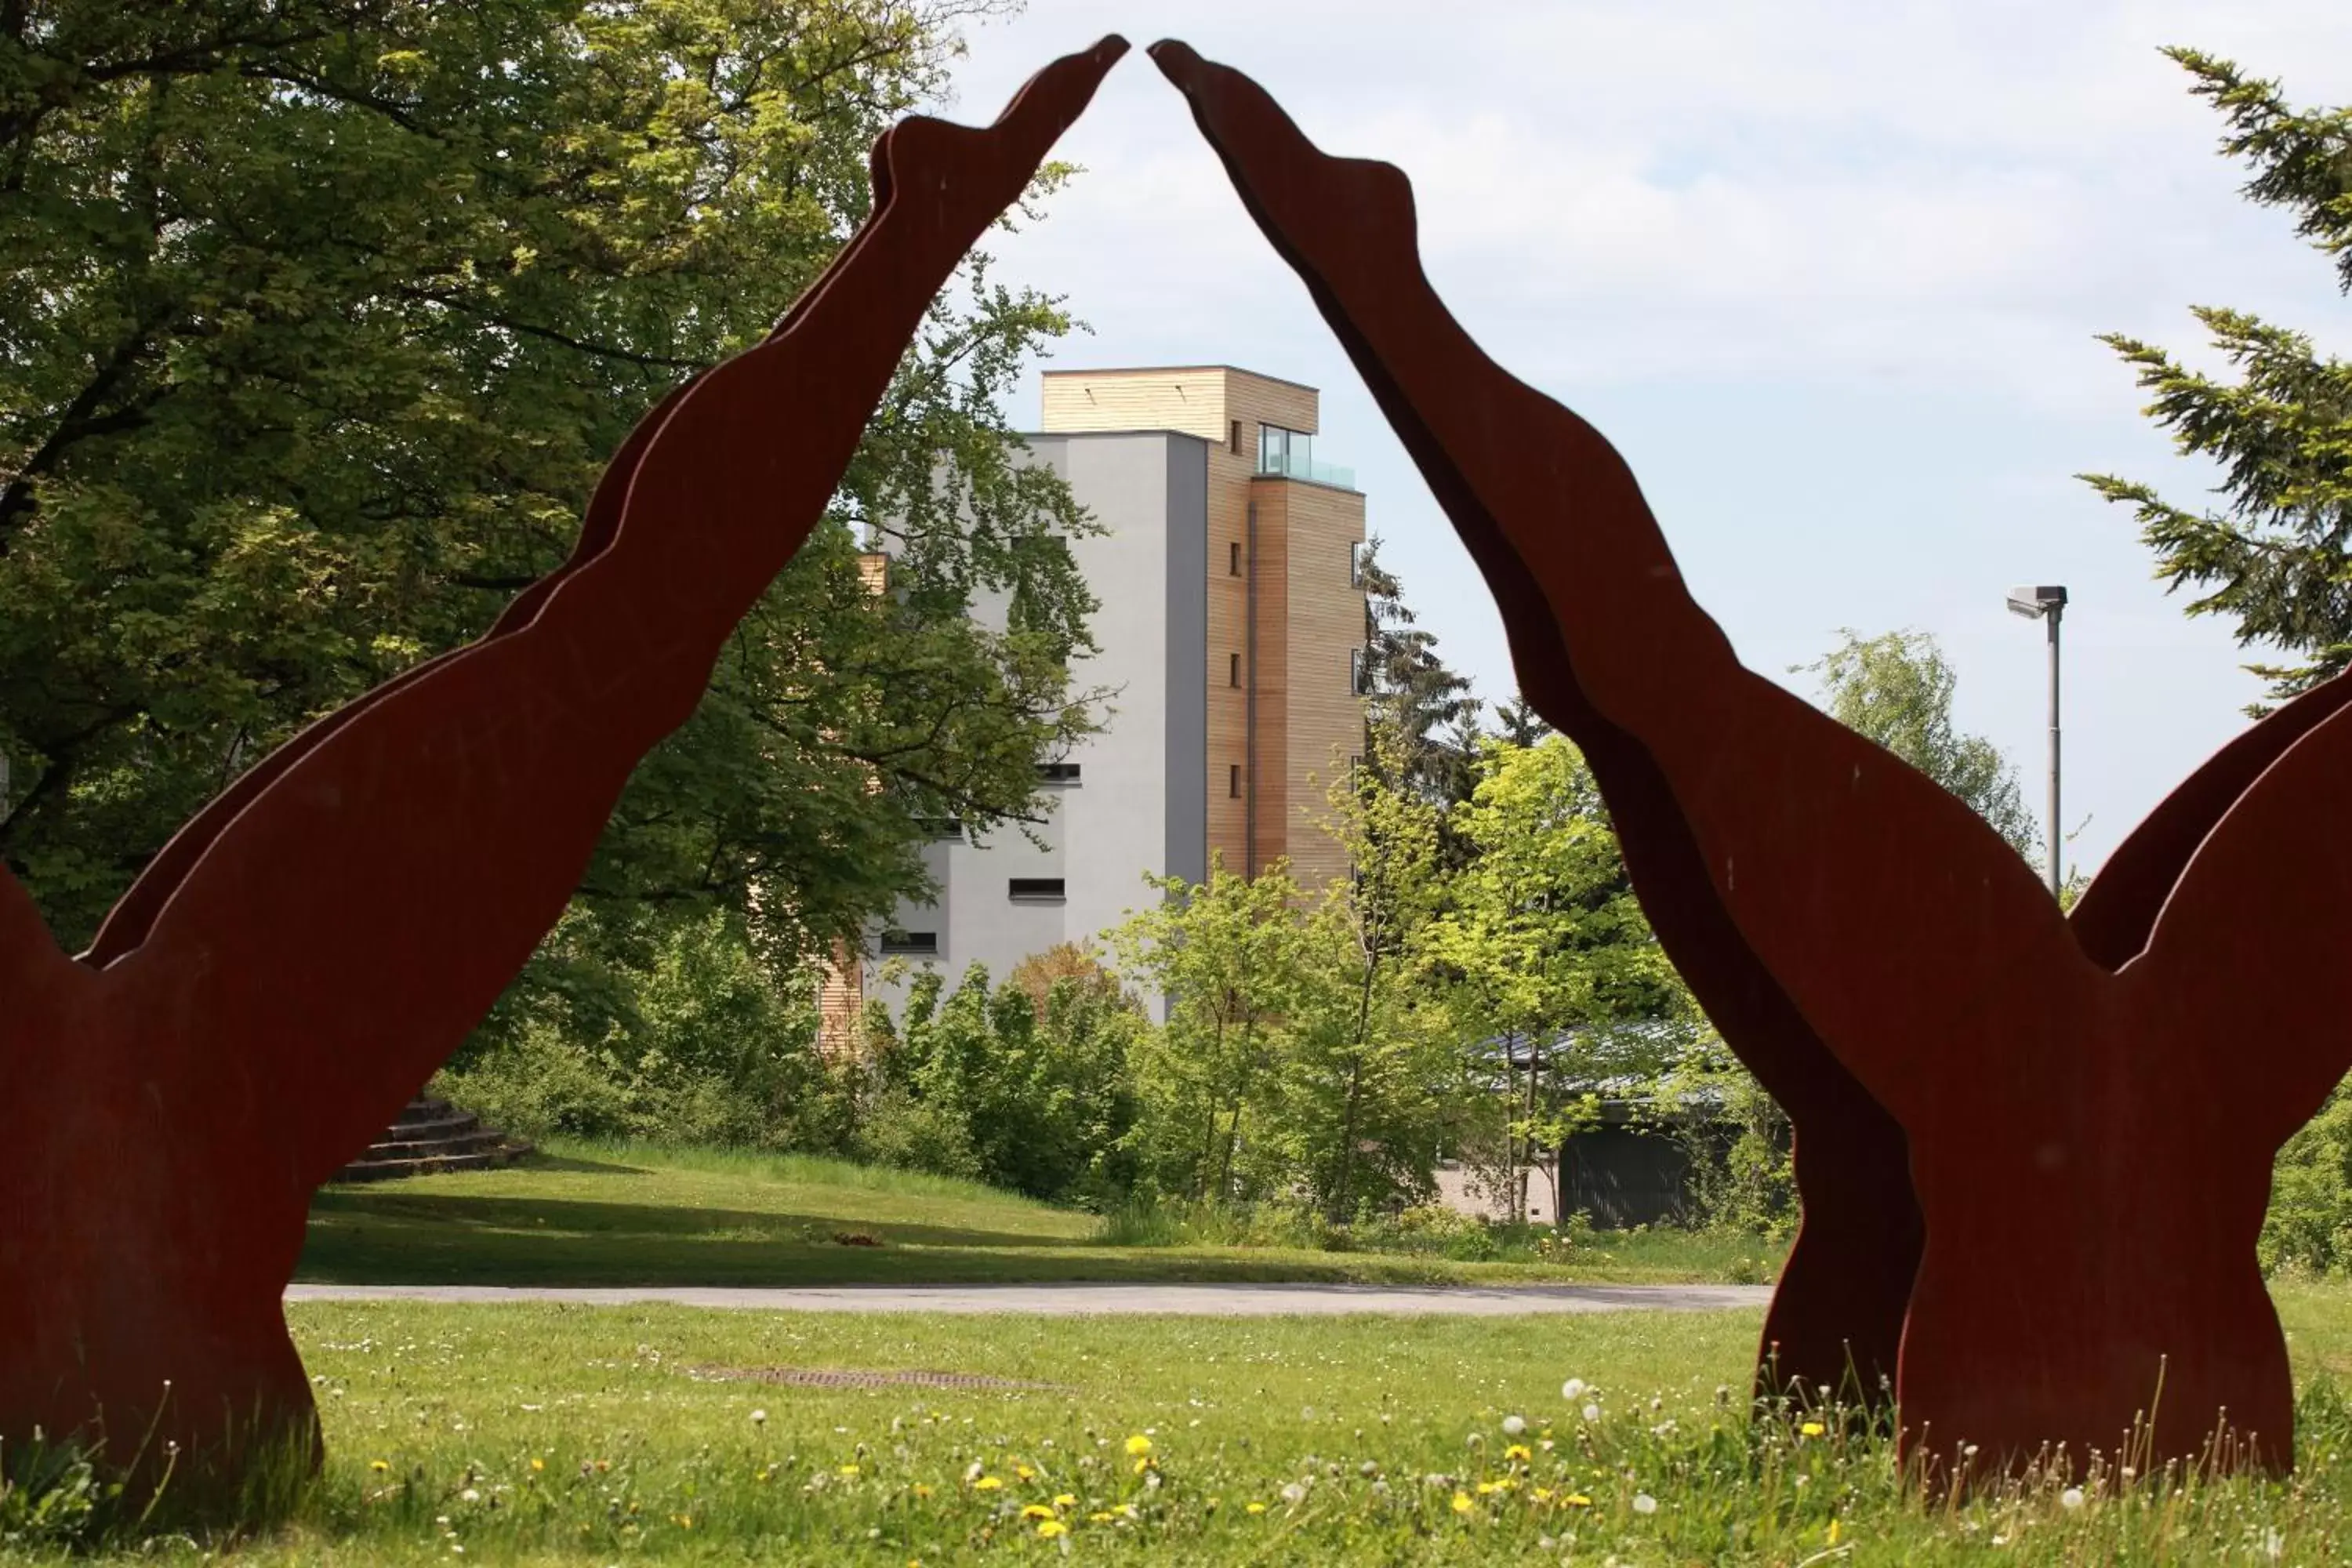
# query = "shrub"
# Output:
<box><xmin>2265</xmin><ymin>1076</ymin><xmax>2352</xmax><ymax>1275</ymax></box>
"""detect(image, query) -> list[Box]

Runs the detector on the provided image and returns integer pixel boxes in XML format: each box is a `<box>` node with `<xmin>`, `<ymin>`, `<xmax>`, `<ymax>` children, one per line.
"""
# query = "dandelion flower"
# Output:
<box><xmin>2060</xmin><ymin>1487</ymin><xmax>2085</xmax><ymax>1511</ymax></box>
<box><xmin>1450</xmin><ymin>1490</ymin><xmax>1475</xmax><ymax>1515</ymax></box>
<box><xmin>1565</xmin><ymin>1493</ymin><xmax>1592</xmax><ymax>1508</ymax></box>
<box><xmin>369</xmin><ymin>1460</ymin><xmax>390</xmax><ymax>1473</ymax></box>
<box><xmin>840</xmin><ymin>1465</ymin><xmax>861</xmax><ymax>1478</ymax></box>
<box><xmin>975</xmin><ymin>1475</ymin><xmax>1004</xmax><ymax>1491</ymax></box>
<box><xmin>1533</xmin><ymin>1487</ymin><xmax>1553</xmax><ymax>1502</ymax></box>
<box><xmin>1054</xmin><ymin>1493</ymin><xmax>1076</xmax><ymax>1508</ymax></box>
<box><xmin>1244</xmin><ymin>1502</ymin><xmax>1267</xmax><ymax>1515</ymax></box>
<box><xmin>1504</xmin><ymin>1444</ymin><xmax>1532</xmax><ymax>1463</ymax></box>
<box><xmin>1036</xmin><ymin>1519</ymin><xmax>1068</xmax><ymax>1539</ymax></box>
<box><xmin>1280</xmin><ymin>1482</ymin><xmax>1306</xmax><ymax>1505</ymax></box>
<box><xmin>1475</xmin><ymin>1479</ymin><xmax>1504</xmax><ymax>1495</ymax></box>
<box><xmin>1133</xmin><ymin>1457</ymin><xmax>1152</xmax><ymax>1475</ymax></box>
<box><xmin>529</xmin><ymin>1457</ymin><xmax>544</xmax><ymax>1473</ymax></box>
<box><xmin>1124</xmin><ymin>1435</ymin><xmax>1152</xmax><ymax>1457</ymax></box>
<box><xmin>1581</xmin><ymin>1403</ymin><xmax>1602</xmax><ymax>1423</ymax></box>
<box><xmin>460</xmin><ymin>1488</ymin><xmax>481</xmax><ymax>1504</ymax></box>
<box><xmin>1015</xmin><ymin>1463</ymin><xmax>1037</xmax><ymax>1481</ymax></box>
<box><xmin>1022</xmin><ymin>1504</ymin><xmax>1055</xmax><ymax>1520</ymax></box>
<box><xmin>911</xmin><ymin>1483</ymin><xmax>933</xmax><ymax>1499</ymax></box>
<box><xmin>1828</xmin><ymin>1518</ymin><xmax>1843</xmax><ymax>1544</ymax></box>
<box><xmin>1632</xmin><ymin>1492</ymin><xmax>1658</xmax><ymax>1515</ymax></box>
<box><xmin>1501</xmin><ymin>1414</ymin><xmax>1526</xmax><ymax>1437</ymax></box>
<box><xmin>750</xmin><ymin>1409</ymin><xmax>768</xmax><ymax>1426</ymax></box>
<box><xmin>1800</xmin><ymin>1421</ymin><xmax>1826</xmax><ymax>1438</ymax></box>
<box><xmin>1091</xmin><ymin>1511</ymin><xmax>1116</xmax><ymax>1523</ymax></box>
<box><xmin>1561</xmin><ymin>1378</ymin><xmax>1587</xmax><ymax>1400</ymax></box>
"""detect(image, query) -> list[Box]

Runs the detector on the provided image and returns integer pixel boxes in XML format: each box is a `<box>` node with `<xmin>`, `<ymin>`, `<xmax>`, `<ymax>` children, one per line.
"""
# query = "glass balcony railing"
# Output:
<box><xmin>1256</xmin><ymin>448</ymin><xmax>1356</xmax><ymax>489</ymax></box>
<box><xmin>1255</xmin><ymin>424</ymin><xmax>1356</xmax><ymax>489</ymax></box>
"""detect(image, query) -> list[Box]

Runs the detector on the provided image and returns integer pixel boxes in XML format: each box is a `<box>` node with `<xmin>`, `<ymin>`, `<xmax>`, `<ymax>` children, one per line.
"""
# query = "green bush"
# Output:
<box><xmin>2265</xmin><ymin>1076</ymin><xmax>2352</xmax><ymax>1276</ymax></box>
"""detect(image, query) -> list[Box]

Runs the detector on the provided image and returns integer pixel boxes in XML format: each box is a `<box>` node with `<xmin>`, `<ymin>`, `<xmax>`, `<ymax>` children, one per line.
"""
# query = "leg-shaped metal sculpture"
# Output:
<box><xmin>0</xmin><ymin>37</ymin><xmax>1127</xmax><ymax>1497</ymax></box>
<box><xmin>1154</xmin><ymin>39</ymin><xmax>2352</xmax><ymax>1475</ymax></box>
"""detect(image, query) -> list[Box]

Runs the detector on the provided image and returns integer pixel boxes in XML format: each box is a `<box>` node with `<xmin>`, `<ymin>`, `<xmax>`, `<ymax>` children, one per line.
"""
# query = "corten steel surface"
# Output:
<box><xmin>0</xmin><ymin>35</ymin><xmax>1124</xmax><ymax>1495</ymax></box>
<box><xmin>1152</xmin><ymin>40</ymin><xmax>2352</xmax><ymax>1475</ymax></box>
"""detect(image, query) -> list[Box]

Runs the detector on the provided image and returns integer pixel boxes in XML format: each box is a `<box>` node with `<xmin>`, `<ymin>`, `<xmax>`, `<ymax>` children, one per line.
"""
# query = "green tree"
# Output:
<box><xmin>2080</xmin><ymin>49</ymin><xmax>2352</xmax><ymax>710</ymax></box>
<box><xmin>1428</xmin><ymin>734</ymin><xmax>1682</xmax><ymax>1223</ymax></box>
<box><xmin>1283</xmin><ymin>720</ymin><xmax>1456</xmax><ymax>1222</ymax></box>
<box><xmin>1356</xmin><ymin>536</ymin><xmax>1481</xmax><ymax>808</ymax></box>
<box><xmin>1801</xmin><ymin>629</ymin><xmax>2042</xmax><ymax>862</ymax></box>
<box><xmin>1108</xmin><ymin>862</ymin><xmax>1304</xmax><ymax>1203</ymax></box>
<box><xmin>0</xmin><ymin>0</ymin><xmax>1097</xmax><ymax>990</ymax></box>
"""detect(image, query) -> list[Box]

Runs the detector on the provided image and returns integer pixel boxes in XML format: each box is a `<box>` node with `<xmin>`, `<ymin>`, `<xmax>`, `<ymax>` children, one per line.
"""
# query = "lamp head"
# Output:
<box><xmin>2006</xmin><ymin>584</ymin><xmax>2067</xmax><ymax>619</ymax></box>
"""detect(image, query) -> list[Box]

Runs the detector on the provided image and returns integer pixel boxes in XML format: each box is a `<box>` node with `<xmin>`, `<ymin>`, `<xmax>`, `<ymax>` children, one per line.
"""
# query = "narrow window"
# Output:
<box><xmin>1036</xmin><ymin>761</ymin><xmax>1081</xmax><ymax>784</ymax></box>
<box><xmin>1229</xmin><ymin>419</ymin><xmax>1243</xmax><ymax>454</ymax></box>
<box><xmin>1229</xmin><ymin>764</ymin><xmax>1241</xmax><ymax>798</ymax></box>
<box><xmin>1349</xmin><ymin>539</ymin><xmax>1367</xmax><ymax>586</ymax></box>
<box><xmin>1229</xmin><ymin>540</ymin><xmax>1242</xmax><ymax>575</ymax></box>
<box><xmin>880</xmin><ymin>931</ymin><xmax>939</xmax><ymax>956</ymax></box>
<box><xmin>1349</xmin><ymin>648</ymin><xmax>1370</xmax><ymax>695</ymax></box>
<box><xmin>1229</xmin><ymin>652</ymin><xmax>1241</xmax><ymax>688</ymax></box>
<box><xmin>1008</xmin><ymin>877</ymin><xmax>1065</xmax><ymax>902</ymax></box>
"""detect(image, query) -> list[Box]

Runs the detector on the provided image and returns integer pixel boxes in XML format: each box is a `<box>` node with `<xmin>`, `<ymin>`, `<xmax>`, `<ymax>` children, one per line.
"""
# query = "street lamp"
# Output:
<box><xmin>2005</xmin><ymin>584</ymin><xmax>2067</xmax><ymax>899</ymax></box>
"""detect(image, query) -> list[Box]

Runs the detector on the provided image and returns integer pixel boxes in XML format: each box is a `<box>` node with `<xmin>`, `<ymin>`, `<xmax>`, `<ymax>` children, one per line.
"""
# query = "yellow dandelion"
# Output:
<box><xmin>1133</xmin><ymin>1456</ymin><xmax>1152</xmax><ymax>1475</ymax></box>
<box><xmin>1244</xmin><ymin>1502</ymin><xmax>1267</xmax><ymax>1515</ymax></box>
<box><xmin>1533</xmin><ymin>1487</ymin><xmax>1553</xmax><ymax>1502</ymax></box>
<box><xmin>1015</xmin><ymin>1463</ymin><xmax>1037</xmax><ymax>1481</ymax></box>
<box><xmin>756</xmin><ymin>1467</ymin><xmax>773</xmax><ymax>1483</ymax></box>
<box><xmin>1565</xmin><ymin>1493</ymin><xmax>1593</xmax><ymax>1508</ymax></box>
<box><xmin>1054</xmin><ymin>1493</ymin><xmax>1076</xmax><ymax>1508</ymax></box>
<box><xmin>1504</xmin><ymin>1443</ymin><xmax>1533</xmax><ymax>1462</ymax></box>
<box><xmin>1022</xmin><ymin>1503</ymin><xmax>1055</xmax><ymax>1520</ymax></box>
<box><xmin>1828</xmin><ymin>1518</ymin><xmax>1842</xmax><ymax>1544</ymax></box>
<box><xmin>529</xmin><ymin>1457</ymin><xmax>544</xmax><ymax>1473</ymax></box>
<box><xmin>673</xmin><ymin>1515</ymin><xmax>693</xmax><ymax>1529</ymax></box>
<box><xmin>974</xmin><ymin>1475</ymin><xmax>1004</xmax><ymax>1491</ymax></box>
<box><xmin>1090</xmin><ymin>1511</ymin><xmax>1116</xmax><ymax>1523</ymax></box>
<box><xmin>1036</xmin><ymin>1519</ymin><xmax>1068</xmax><ymax>1539</ymax></box>
<box><xmin>840</xmin><ymin>1465</ymin><xmax>862</xmax><ymax>1478</ymax></box>
<box><xmin>1124</xmin><ymin>1434</ymin><xmax>1152</xmax><ymax>1457</ymax></box>
<box><xmin>1451</xmin><ymin>1490</ymin><xmax>1475</xmax><ymax>1515</ymax></box>
<box><xmin>1801</xmin><ymin>1421</ymin><xmax>1826</xmax><ymax>1438</ymax></box>
<box><xmin>368</xmin><ymin>1460</ymin><xmax>390</xmax><ymax>1473</ymax></box>
<box><xmin>912</xmin><ymin>1483</ymin><xmax>934</xmax><ymax>1499</ymax></box>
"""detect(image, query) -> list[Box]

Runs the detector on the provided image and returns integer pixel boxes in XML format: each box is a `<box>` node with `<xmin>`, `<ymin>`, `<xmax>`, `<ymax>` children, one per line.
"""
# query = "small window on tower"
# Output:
<box><xmin>1229</xmin><ymin>652</ymin><xmax>1241</xmax><ymax>688</ymax></box>
<box><xmin>1349</xmin><ymin>648</ymin><xmax>1370</xmax><ymax>695</ymax></box>
<box><xmin>1229</xmin><ymin>540</ymin><xmax>1241</xmax><ymax>575</ymax></box>
<box><xmin>1229</xmin><ymin>764</ymin><xmax>1241</xmax><ymax>799</ymax></box>
<box><xmin>1229</xmin><ymin>419</ymin><xmax>1243</xmax><ymax>455</ymax></box>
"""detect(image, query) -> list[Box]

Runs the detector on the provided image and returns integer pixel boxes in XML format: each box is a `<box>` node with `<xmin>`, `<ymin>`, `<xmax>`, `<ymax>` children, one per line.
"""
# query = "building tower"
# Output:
<box><xmin>848</xmin><ymin>365</ymin><xmax>1368</xmax><ymax>1024</ymax></box>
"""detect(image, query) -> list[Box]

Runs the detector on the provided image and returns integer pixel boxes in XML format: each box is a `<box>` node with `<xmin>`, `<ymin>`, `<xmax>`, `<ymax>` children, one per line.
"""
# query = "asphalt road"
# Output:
<box><xmin>285</xmin><ymin>1282</ymin><xmax>1771</xmax><ymax>1316</ymax></box>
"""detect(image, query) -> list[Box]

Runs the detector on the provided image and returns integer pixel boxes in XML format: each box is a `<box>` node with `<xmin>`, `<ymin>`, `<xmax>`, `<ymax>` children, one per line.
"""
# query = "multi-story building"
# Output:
<box><xmin>836</xmin><ymin>365</ymin><xmax>1370</xmax><ymax>1027</ymax></box>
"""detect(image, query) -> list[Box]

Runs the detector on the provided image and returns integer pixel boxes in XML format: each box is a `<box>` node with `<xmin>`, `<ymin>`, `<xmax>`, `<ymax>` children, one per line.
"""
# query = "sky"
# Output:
<box><xmin>922</xmin><ymin>0</ymin><xmax>2352</xmax><ymax>878</ymax></box>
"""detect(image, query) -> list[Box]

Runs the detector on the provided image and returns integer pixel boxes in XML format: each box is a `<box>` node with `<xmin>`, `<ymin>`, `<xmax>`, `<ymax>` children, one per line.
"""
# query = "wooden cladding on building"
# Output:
<box><xmin>1043</xmin><ymin>365</ymin><xmax>1318</xmax><ymax>445</ymax></box>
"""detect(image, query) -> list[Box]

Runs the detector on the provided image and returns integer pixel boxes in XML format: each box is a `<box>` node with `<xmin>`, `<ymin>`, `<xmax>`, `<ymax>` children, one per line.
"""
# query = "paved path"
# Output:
<box><xmin>286</xmin><ymin>1282</ymin><xmax>1770</xmax><ymax>1316</ymax></box>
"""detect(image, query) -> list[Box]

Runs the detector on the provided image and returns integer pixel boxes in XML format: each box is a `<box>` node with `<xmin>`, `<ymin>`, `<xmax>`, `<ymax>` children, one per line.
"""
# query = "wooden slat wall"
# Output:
<box><xmin>1247</xmin><ymin>483</ymin><xmax>1292</xmax><ymax>877</ymax></box>
<box><xmin>1206</xmin><ymin>423</ymin><xmax>1252</xmax><ymax>876</ymax></box>
<box><xmin>1271</xmin><ymin>479</ymin><xmax>1367</xmax><ymax>893</ymax></box>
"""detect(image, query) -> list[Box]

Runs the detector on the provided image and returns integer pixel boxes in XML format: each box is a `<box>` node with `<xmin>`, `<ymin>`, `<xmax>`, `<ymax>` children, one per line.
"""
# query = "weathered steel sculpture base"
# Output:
<box><xmin>1152</xmin><ymin>38</ymin><xmax>2352</xmax><ymax>1476</ymax></box>
<box><xmin>0</xmin><ymin>38</ymin><xmax>1123</xmax><ymax>1503</ymax></box>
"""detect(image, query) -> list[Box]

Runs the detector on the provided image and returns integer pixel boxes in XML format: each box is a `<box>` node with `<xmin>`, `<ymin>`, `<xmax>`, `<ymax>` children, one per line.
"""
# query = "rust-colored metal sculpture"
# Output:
<box><xmin>0</xmin><ymin>37</ymin><xmax>1123</xmax><ymax>1495</ymax></box>
<box><xmin>1152</xmin><ymin>40</ymin><xmax>2352</xmax><ymax>1475</ymax></box>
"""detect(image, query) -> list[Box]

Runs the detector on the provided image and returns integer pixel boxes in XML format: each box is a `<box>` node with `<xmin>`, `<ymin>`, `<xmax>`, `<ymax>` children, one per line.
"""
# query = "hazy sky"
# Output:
<box><xmin>923</xmin><ymin>1</ymin><xmax>2352</xmax><ymax>877</ymax></box>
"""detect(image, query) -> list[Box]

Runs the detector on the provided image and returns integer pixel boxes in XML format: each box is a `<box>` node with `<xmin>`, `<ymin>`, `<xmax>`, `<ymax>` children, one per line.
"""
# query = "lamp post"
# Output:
<box><xmin>2005</xmin><ymin>584</ymin><xmax>2067</xmax><ymax>899</ymax></box>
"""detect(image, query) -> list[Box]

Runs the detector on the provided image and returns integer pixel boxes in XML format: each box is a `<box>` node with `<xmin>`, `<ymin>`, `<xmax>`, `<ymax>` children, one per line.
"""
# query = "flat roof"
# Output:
<box><xmin>1015</xmin><ymin>427</ymin><xmax>1210</xmax><ymax>445</ymax></box>
<box><xmin>1040</xmin><ymin>364</ymin><xmax>1320</xmax><ymax>395</ymax></box>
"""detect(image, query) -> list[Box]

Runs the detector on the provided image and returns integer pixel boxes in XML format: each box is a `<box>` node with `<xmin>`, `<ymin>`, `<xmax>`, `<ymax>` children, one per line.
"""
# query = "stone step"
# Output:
<box><xmin>336</xmin><ymin>1142</ymin><xmax>535</xmax><ymax>1184</ymax></box>
<box><xmin>331</xmin><ymin>1098</ymin><xmax>533</xmax><ymax>1185</ymax></box>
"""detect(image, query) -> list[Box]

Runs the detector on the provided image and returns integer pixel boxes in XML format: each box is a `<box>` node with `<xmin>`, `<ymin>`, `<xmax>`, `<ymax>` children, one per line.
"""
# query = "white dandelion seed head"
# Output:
<box><xmin>1561</xmin><ymin>1378</ymin><xmax>1587</xmax><ymax>1401</ymax></box>
<box><xmin>1632</xmin><ymin>1492</ymin><xmax>1658</xmax><ymax>1515</ymax></box>
<box><xmin>1501</xmin><ymin>1415</ymin><xmax>1526</xmax><ymax>1437</ymax></box>
<box><xmin>2060</xmin><ymin>1486</ymin><xmax>2085</xmax><ymax>1510</ymax></box>
<box><xmin>1582</xmin><ymin>1403</ymin><xmax>1602</xmax><ymax>1424</ymax></box>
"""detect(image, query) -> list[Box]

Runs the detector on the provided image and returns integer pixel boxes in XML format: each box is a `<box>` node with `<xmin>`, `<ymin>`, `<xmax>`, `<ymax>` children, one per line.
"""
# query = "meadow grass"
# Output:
<box><xmin>9</xmin><ymin>1284</ymin><xmax>2352</xmax><ymax>1563</ymax></box>
<box><xmin>302</xmin><ymin>1139</ymin><xmax>1766</xmax><ymax>1287</ymax></box>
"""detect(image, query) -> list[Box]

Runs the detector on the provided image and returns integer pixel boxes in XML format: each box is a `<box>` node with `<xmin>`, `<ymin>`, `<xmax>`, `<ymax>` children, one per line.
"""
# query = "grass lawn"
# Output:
<box><xmin>300</xmin><ymin>1140</ymin><xmax>1775</xmax><ymax>1287</ymax></box>
<box><xmin>14</xmin><ymin>1283</ymin><xmax>2352</xmax><ymax>1564</ymax></box>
